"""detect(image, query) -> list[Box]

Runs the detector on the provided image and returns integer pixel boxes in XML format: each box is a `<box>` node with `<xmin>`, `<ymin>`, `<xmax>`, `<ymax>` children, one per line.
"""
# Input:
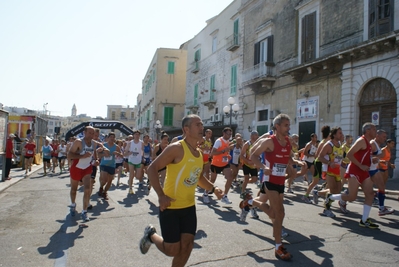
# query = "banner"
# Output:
<box><xmin>65</xmin><ymin>121</ymin><xmax>134</xmax><ymax>140</ymax></box>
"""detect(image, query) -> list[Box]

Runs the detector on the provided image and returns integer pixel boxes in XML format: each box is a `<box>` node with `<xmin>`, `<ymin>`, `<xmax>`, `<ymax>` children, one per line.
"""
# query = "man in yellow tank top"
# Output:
<box><xmin>139</xmin><ymin>115</ymin><xmax>223</xmax><ymax>267</ymax></box>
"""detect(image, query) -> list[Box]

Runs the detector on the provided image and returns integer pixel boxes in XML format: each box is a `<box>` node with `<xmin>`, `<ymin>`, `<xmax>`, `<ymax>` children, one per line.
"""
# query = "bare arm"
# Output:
<box><xmin>347</xmin><ymin>138</ymin><xmax>369</xmax><ymax>171</ymax></box>
<box><xmin>68</xmin><ymin>140</ymin><xmax>91</xmax><ymax>160</ymax></box>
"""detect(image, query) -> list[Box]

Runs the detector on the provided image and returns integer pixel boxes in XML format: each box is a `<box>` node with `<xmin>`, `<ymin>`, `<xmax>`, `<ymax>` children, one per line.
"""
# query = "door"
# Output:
<box><xmin>298</xmin><ymin>121</ymin><xmax>316</xmax><ymax>149</ymax></box>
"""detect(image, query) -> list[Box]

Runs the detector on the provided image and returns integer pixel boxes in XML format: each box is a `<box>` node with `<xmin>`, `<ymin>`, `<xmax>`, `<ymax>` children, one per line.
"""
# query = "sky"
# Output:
<box><xmin>0</xmin><ymin>0</ymin><xmax>234</xmax><ymax>118</ymax></box>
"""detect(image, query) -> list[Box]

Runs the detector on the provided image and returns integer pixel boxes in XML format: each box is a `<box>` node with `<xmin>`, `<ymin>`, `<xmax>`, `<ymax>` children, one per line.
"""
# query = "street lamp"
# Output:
<box><xmin>223</xmin><ymin>97</ymin><xmax>240</xmax><ymax>129</ymax></box>
<box><xmin>154</xmin><ymin>120</ymin><xmax>162</xmax><ymax>140</ymax></box>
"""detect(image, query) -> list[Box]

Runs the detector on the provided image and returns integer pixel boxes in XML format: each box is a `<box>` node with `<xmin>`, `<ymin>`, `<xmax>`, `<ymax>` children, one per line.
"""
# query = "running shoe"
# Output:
<box><xmin>221</xmin><ymin>195</ymin><xmax>232</xmax><ymax>204</ymax></box>
<box><xmin>139</xmin><ymin>224</ymin><xmax>157</xmax><ymax>254</ymax></box>
<box><xmin>286</xmin><ymin>188</ymin><xmax>294</xmax><ymax>194</ymax></box>
<box><xmin>302</xmin><ymin>196</ymin><xmax>313</xmax><ymax>204</ymax></box>
<box><xmin>359</xmin><ymin>218</ymin><xmax>379</xmax><ymax>229</ymax></box>
<box><xmin>202</xmin><ymin>194</ymin><xmax>210</xmax><ymax>204</ymax></box>
<box><xmin>373</xmin><ymin>197</ymin><xmax>379</xmax><ymax>205</ymax></box>
<box><xmin>322</xmin><ymin>209</ymin><xmax>336</xmax><ymax>218</ymax></box>
<box><xmin>129</xmin><ymin>189</ymin><xmax>135</xmax><ymax>195</ymax></box>
<box><xmin>339</xmin><ymin>200</ymin><xmax>348</xmax><ymax>214</ymax></box>
<box><xmin>250</xmin><ymin>208</ymin><xmax>259</xmax><ymax>219</ymax></box>
<box><xmin>240</xmin><ymin>208</ymin><xmax>249</xmax><ymax>222</ymax></box>
<box><xmin>139</xmin><ymin>183</ymin><xmax>144</xmax><ymax>190</ymax></box>
<box><xmin>378</xmin><ymin>207</ymin><xmax>394</xmax><ymax>216</ymax></box>
<box><xmin>81</xmin><ymin>211</ymin><xmax>89</xmax><ymax>222</ymax></box>
<box><xmin>281</xmin><ymin>229</ymin><xmax>289</xmax><ymax>239</ymax></box>
<box><xmin>324</xmin><ymin>194</ymin><xmax>333</xmax><ymax>210</ymax></box>
<box><xmin>69</xmin><ymin>205</ymin><xmax>76</xmax><ymax>217</ymax></box>
<box><xmin>87</xmin><ymin>204</ymin><xmax>93</xmax><ymax>210</ymax></box>
<box><xmin>312</xmin><ymin>189</ymin><xmax>319</xmax><ymax>205</ymax></box>
<box><xmin>275</xmin><ymin>245</ymin><xmax>292</xmax><ymax>261</ymax></box>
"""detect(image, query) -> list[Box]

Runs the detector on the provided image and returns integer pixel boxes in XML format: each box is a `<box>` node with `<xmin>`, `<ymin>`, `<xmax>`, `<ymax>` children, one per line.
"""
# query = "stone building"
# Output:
<box><xmin>239</xmin><ymin>0</ymin><xmax>399</xmax><ymax>173</ymax></box>
<box><xmin>185</xmin><ymin>0</ymin><xmax>243</xmax><ymax>138</ymax></box>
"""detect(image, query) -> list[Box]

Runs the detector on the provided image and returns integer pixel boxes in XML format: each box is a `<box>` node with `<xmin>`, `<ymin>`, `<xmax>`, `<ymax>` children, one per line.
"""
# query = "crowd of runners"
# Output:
<box><xmin>47</xmin><ymin>113</ymin><xmax>396</xmax><ymax>265</ymax></box>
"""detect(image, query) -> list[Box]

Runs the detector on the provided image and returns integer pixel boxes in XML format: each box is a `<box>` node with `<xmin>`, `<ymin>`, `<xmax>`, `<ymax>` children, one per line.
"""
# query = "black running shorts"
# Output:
<box><xmin>159</xmin><ymin>205</ymin><xmax>197</xmax><ymax>243</ymax></box>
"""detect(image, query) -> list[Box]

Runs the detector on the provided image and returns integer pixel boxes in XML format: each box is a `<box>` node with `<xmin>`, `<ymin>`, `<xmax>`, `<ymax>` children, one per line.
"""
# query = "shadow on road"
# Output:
<box><xmin>37</xmin><ymin>214</ymin><xmax>83</xmax><ymax>259</ymax></box>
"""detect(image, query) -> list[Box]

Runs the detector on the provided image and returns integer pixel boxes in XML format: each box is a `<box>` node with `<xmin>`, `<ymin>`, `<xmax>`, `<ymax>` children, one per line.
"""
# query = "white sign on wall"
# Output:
<box><xmin>297</xmin><ymin>99</ymin><xmax>318</xmax><ymax>120</ymax></box>
<box><xmin>371</xmin><ymin>111</ymin><xmax>379</xmax><ymax>125</ymax></box>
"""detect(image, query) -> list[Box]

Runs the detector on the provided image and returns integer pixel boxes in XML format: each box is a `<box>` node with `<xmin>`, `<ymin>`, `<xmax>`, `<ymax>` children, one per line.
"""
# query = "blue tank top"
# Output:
<box><xmin>143</xmin><ymin>143</ymin><xmax>151</xmax><ymax>159</ymax></box>
<box><xmin>100</xmin><ymin>143</ymin><xmax>117</xmax><ymax>167</ymax></box>
<box><xmin>42</xmin><ymin>145</ymin><xmax>52</xmax><ymax>159</ymax></box>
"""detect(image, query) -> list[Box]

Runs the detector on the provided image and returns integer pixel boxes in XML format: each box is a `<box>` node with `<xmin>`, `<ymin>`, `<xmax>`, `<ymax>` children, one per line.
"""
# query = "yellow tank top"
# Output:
<box><xmin>164</xmin><ymin>140</ymin><xmax>203</xmax><ymax>209</ymax></box>
<box><xmin>342</xmin><ymin>144</ymin><xmax>351</xmax><ymax>164</ymax></box>
<box><xmin>244</xmin><ymin>141</ymin><xmax>256</xmax><ymax>168</ymax></box>
<box><xmin>327</xmin><ymin>141</ymin><xmax>344</xmax><ymax>175</ymax></box>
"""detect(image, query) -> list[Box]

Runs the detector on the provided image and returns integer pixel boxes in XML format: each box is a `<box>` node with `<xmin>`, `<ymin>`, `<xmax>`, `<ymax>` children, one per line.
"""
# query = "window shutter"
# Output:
<box><xmin>301</xmin><ymin>16</ymin><xmax>306</xmax><ymax>63</ymax></box>
<box><xmin>302</xmin><ymin>12</ymin><xmax>316</xmax><ymax>63</ymax></box>
<box><xmin>267</xmin><ymin>35</ymin><xmax>274</xmax><ymax>63</ymax></box>
<box><xmin>234</xmin><ymin>19</ymin><xmax>239</xmax><ymax>44</ymax></box>
<box><xmin>369</xmin><ymin>0</ymin><xmax>376</xmax><ymax>38</ymax></box>
<box><xmin>254</xmin><ymin>41</ymin><xmax>260</xmax><ymax>65</ymax></box>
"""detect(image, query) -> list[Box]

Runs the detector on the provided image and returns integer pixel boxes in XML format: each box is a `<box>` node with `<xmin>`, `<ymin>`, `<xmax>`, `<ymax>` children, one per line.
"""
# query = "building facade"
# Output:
<box><xmin>238</xmin><ymin>0</ymin><xmax>398</xmax><ymax>173</ymax></box>
<box><xmin>185</xmin><ymin>0</ymin><xmax>244</xmax><ymax>138</ymax></box>
<box><xmin>137</xmin><ymin>48</ymin><xmax>187</xmax><ymax>140</ymax></box>
<box><xmin>106</xmin><ymin>105</ymin><xmax>136</xmax><ymax>137</ymax></box>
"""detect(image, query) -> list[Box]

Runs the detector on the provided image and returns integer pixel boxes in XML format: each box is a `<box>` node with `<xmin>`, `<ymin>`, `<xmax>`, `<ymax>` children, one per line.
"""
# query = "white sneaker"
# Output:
<box><xmin>250</xmin><ymin>208</ymin><xmax>259</xmax><ymax>219</ymax></box>
<box><xmin>203</xmin><ymin>194</ymin><xmax>210</xmax><ymax>204</ymax></box>
<box><xmin>312</xmin><ymin>189</ymin><xmax>319</xmax><ymax>205</ymax></box>
<box><xmin>240</xmin><ymin>208</ymin><xmax>249</xmax><ymax>222</ymax></box>
<box><xmin>378</xmin><ymin>207</ymin><xmax>394</xmax><ymax>216</ymax></box>
<box><xmin>322</xmin><ymin>209</ymin><xmax>336</xmax><ymax>218</ymax></box>
<box><xmin>221</xmin><ymin>195</ymin><xmax>232</xmax><ymax>204</ymax></box>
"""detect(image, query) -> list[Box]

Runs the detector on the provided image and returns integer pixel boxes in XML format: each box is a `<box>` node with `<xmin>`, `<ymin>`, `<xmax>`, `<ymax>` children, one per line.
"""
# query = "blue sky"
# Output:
<box><xmin>0</xmin><ymin>0</ymin><xmax>233</xmax><ymax>118</ymax></box>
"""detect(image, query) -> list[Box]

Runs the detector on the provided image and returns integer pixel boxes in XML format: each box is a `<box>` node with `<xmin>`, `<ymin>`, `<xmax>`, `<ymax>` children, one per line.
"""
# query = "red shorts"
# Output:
<box><xmin>70</xmin><ymin>165</ymin><xmax>92</xmax><ymax>181</ymax></box>
<box><xmin>344</xmin><ymin>170</ymin><xmax>369</xmax><ymax>184</ymax></box>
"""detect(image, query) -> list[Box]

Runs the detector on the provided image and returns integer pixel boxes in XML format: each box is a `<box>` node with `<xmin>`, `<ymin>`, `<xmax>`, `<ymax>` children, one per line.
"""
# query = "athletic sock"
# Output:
<box><xmin>275</xmin><ymin>243</ymin><xmax>282</xmax><ymax>250</ymax></box>
<box><xmin>362</xmin><ymin>205</ymin><xmax>371</xmax><ymax>223</ymax></box>
<box><xmin>247</xmin><ymin>199</ymin><xmax>253</xmax><ymax>205</ymax></box>
<box><xmin>377</xmin><ymin>190</ymin><xmax>385</xmax><ymax>209</ymax></box>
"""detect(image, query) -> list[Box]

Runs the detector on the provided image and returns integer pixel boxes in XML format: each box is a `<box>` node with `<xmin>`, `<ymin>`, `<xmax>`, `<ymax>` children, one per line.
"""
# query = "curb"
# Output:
<box><xmin>0</xmin><ymin>165</ymin><xmax>42</xmax><ymax>193</ymax></box>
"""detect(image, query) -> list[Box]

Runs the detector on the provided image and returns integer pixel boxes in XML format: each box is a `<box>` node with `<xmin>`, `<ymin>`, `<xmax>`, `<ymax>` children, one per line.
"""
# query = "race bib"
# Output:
<box><xmin>103</xmin><ymin>156</ymin><xmax>112</xmax><ymax>161</ymax></box>
<box><xmin>203</xmin><ymin>149</ymin><xmax>210</xmax><ymax>155</ymax></box>
<box><xmin>44</xmin><ymin>152</ymin><xmax>50</xmax><ymax>156</ymax></box>
<box><xmin>144</xmin><ymin>153</ymin><xmax>150</xmax><ymax>158</ymax></box>
<box><xmin>27</xmin><ymin>150</ymin><xmax>34</xmax><ymax>155</ymax></box>
<box><xmin>222</xmin><ymin>156</ymin><xmax>229</xmax><ymax>163</ymax></box>
<box><xmin>271</xmin><ymin>163</ymin><xmax>287</xmax><ymax>177</ymax></box>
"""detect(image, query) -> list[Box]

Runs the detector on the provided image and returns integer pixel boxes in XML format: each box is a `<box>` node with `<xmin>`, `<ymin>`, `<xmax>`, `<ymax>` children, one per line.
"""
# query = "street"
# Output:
<box><xmin>0</xmin><ymin>168</ymin><xmax>398</xmax><ymax>267</ymax></box>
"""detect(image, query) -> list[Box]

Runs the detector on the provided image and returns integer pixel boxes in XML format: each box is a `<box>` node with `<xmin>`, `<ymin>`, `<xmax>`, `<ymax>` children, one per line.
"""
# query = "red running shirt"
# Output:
<box><xmin>263</xmin><ymin>135</ymin><xmax>291</xmax><ymax>185</ymax></box>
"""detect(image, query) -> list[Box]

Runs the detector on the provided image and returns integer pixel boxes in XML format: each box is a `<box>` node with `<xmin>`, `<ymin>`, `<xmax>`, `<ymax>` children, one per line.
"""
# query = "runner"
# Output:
<box><xmin>209</xmin><ymin>127</ymin><xmax>234</xmax><ymax>205</ymax></box>
<box><xmin>41</xmin><ymin>139</ymin><xmax>53</xmax><ymax>176</ymax></box>
<box><xmin>24</xmin><ymin>138</ymin><xmax>36</xmax><ymax>176</ymax></box>
<box><xmin>239</xmin><ymin>131</ymin><xmax>259</xmax><ymax>194</ymax></box>
<box><xmin>57</xmin><ymin>140</ymin><xmax>67</xmax><ymax>174</ymax></box>
<box><xmin>68</xmin><ymin>126</ymin><xmax>100</xmax><ymax>222</ymax></box>
<box><xmin>340</xmin><ymin>135</ymin><xmax>353</xmax><ymax>191</ymax></box>
<box><xmin>247</xmin><ymin>114</ymin><xmax>302</xmax><ymax>261</ymax></box>
<box><xmin>152</xmin><ymin>131</ymin><xmax>170</xmax><ymax>190</ymax></box>
<box><xmin>115</xmin><ymin>139</ymin><xmax>125</xmax><ymax>187</ymax></box>
<box><xmin>325</xmin><ymin>123</ymin><xmax>379</xmax><ymax>228</ymax></box>
<box><xmin>142</xmin><ymin>134</ymin><xmax>153</xmax><ymax>181</ymax></box>
<box><xmin>50</xmin><ymin>139</ymin><xmax>58</xmax><ymax>173</ymax></box>
<box><xmin>139</xmin><ymin>114</ymin><xmax>223</xmax><ymax>267</ymax></box>
<box><xmin>297</xmin><ymin>133</ymin><xmax>318</xmax><ymax>189</ymax></box>
<box><xmin>98</xmin><ymin>132</ymin><xmax>122</xmax><ymax>200</ymax></box>
<box><xmin>379</xmin><ymin>139</ymin><xmax>396</xmax><ymax>184</ymax></box>
<box><xmin>124</xmin><ymin>130</ymin><xmax>144</xmax><ymax>194</ymax></box>
<box><xmin>230</xmin><ymin>136</ymin><xmax>243</xmax><ymax>188</ymax></box>
<box><xmin>199</xmin><ymin>129</ymin><xmax>213</xmax><ymax>181</ymax></box>
<box><xmin>316</xmin><ymin>127</ymin><xmax>344</xmax><ymax>217</ymax></box>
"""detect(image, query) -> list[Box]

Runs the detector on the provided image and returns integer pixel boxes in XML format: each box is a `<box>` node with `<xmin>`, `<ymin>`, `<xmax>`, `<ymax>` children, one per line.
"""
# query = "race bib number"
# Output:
<box><xmin>144</xmin><ymin>153</ymin><xmax>150</xmax><ymax>158</ymax></box>
<box><xmin>203</xmin><ymin>149</ymin><xmax>210</xmax><ymax>155</ymax></box>
<box><xmin>272</xmin><ymin>163</ymin><xmax>287</xmax><ymax>177</ymax></box>
<box><xmin>27</xmin><ymin>150</ymin><xmax>34</xmax><ymax>155</ymax></box>
<box><xmin>222</xmin><ymin>156</ymin><xmax>229</xmax><ymax>163</ymax></box>
<box><xmin>103</xmin><ymin>156</ymin><xmax>112</xmax><ymax>161</ymax></box>
<box><xmin>44</xmin><ymin>152</ymin><xmax>50</xmax><ymax>156</ymax></box>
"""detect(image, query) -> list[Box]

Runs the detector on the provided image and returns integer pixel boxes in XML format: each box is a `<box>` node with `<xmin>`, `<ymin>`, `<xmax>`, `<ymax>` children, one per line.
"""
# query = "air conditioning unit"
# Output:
<box><xmin>210</xmin><ymin>115</ymin><xmax>215</xmax><ymax>122</ymax></box>
<box><xmin>270</xmin><ymin>109</ymin><xmax>280</xmax><ymax>119</ymax></box>
<box><xmin>214</xmin><ymin>113</ymin><xmax>221</xmax><ymax>122</ymax></box>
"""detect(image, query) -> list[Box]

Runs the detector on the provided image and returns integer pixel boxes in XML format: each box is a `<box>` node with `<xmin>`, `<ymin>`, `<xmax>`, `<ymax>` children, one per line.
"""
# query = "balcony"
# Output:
<box><xmin>186</xmin><ymin>103</ymin><xmax>199</xmax><ymax>114</ymax></box>
<box><xmin>191</xmin><ymin>61</ymin><xmax>200</xmax><ymax>73</ymax></box>
<box><xmin>226</xmin><ymin>33</ymin><xmax>240</xmax><ymax>51</ymax></box>
<box><xmin>242</xmin><ymin>62</ymin><xmax>276</xmax><ymax>94</ymax></box>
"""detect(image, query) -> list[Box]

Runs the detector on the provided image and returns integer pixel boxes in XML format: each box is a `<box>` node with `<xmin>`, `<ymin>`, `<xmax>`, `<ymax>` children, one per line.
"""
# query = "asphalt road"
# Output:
<box><xmin>0</xmin><ymin>169</ymin><xmax>398</xmax><ymax>267</ymax></box>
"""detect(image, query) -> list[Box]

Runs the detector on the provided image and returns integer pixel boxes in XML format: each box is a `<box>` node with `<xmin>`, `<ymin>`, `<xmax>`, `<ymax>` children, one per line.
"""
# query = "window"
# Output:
<box><xmin>146</xmin><ymin>110</ymin><xmax>150</xmax><ymax>122</ymax></box>
<box><xmin>49</xmin><ymin>121</ymin><xmax>53</xmax><ymax>126</ymax></box>
<box><xmin>130</xmin><ymin>112</ymin><xmax>134</xmax><ymax>119</ymax></box>
<box><xmin>210</xmin><ymin>75</ymin><xmax>216</xmax><ymax>100</ymax></box>
<box><xmin>121</xmin><ymin>111</ymin><xmax>126</xmax><ymax>119</ymax></box>
<box><xmin>194</xmin><ymin>49</ymin><xmax>201</xmax><ymax>62</ymax></box>
<box><xmin>167</xmin><ymin>61</ymin><xmax>175</xmax><ymax>74</ymax></box>
<box><xmin>230</xmin><ymin>65</ymin><xmax>237</xmax><ymax>95</ymax></box>
<box><xmin>233</xmin><ymin>19</ymin><xmax>239</xmax><ymax>45</ymax></box>
<box><xmin>254</xmin><ymin>35</ymin><xmax>274</xmax><ymax>65</ymax></box>
<box><xmin>111</xmin><ymin>111</ymin><xmax>116</xmax><ymax>120</ymax></box>
<box><xmin>194</xmin><ymin>84</ymin><xmax>199</xmax><ymax>105</ymax></box>
<box><xmin>164</xmin><ymin>107</ymin><xmax>174</xmax><ymax>126</ymax></box>
<box><xmin>369</xmin><ymin>0</ymin><xmax>393</xmax><ymax>38</ymax></box>
<box><xmin>301</xmin><ymin>12</ymin><xmax>316</xmax><ymax>63</ymax></box>
<box><xmin>212</xmin><ymin>36</ymin><xmax>217</xmax><ymax>53</ymax></box>
<box><xmin>258</xmin><ymin>109</ymin><xmax>269</xmax><ymax>121</ymax></box>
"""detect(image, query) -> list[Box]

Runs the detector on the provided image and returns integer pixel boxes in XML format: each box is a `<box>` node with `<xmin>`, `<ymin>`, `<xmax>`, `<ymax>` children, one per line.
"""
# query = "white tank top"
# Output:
<box><xmin>76</xmin><ymin>140</ymin><xmax>95</xmax><ymax>169</ymax></box>
<box><xmin>128</xmin><ymin>140</ymin><xmax>143</xmax><ymax>164</ymax></box>
<box><xmin>370</xmin><ymin>140</ymin><xmax>381</xmax><ymax>171</ymax></box>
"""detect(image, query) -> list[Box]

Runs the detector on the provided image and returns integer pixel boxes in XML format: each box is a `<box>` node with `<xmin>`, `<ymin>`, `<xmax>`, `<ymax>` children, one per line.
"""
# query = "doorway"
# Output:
<box><xmin>298</xmin><ymin>121</ymin><xmax>316</xmax><ymax>149</ymax></box>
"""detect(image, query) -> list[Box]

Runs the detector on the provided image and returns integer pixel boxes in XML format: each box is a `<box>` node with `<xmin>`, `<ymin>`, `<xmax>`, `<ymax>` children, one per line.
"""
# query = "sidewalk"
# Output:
<box><xmin>0</xmin><ymin>163</ymin><xmax>43</xmax><ymax>193</ymax></box>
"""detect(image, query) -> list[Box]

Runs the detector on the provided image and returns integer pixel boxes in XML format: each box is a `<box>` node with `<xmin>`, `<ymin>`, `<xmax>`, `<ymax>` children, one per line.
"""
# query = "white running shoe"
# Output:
<box><xmin>221</xmin><ymin>195</ymin><xmax>232</xmax><ymax>204</ymax></box>
<box><xmin>322</xmin><ymin>209</ymin><xmax>336</xmax><ymax>218</ymax></box>
<box><xmin>250</xmin><ymin>208</ymin><xmax>259</xmax><ymax>219</ymax></box>
<box><xmin>203</xmin><ymin>194</ymin><xmax>210</xmax><ymax>204</ymax></box>
<box><xmin>339</xmin><ymin>200</ymin><xmax>348</xmax><ymax>214</ymax></box>
<box><xmin>378</xmin><ymin>207</ymin><xmax>394</xmax><ymax>216</ymax></box>
<box><xmin>240</xmin><ymin>208</ymin><xmax>249</xmax><ymax>222</ymax></box>
<box><xmin>139</xmin><ymin>224</ymin><xmax>156</xmax><ymax>254</ymax></box>
<box><xmin>312</xmin><ymin>189</ymin><xmax>319</xmax><ymax>205</ymax></box>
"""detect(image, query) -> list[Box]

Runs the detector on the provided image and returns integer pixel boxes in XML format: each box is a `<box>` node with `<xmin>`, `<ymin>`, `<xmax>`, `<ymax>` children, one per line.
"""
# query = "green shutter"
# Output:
<box><xmin>230</xmin><ymin>65</ymin><xmax>237</xmax><ymax>95</ymax></box>
<box><xmin>257</xmin><ymin>125</ymin><xmax>268</xmax><ymax>136</ymax></box>
<box><xmin>167</xmin><ymin>61</ymin><xmax>175</xmax><ymax>74</ymax></box>
<box><xmin>164</xmin><ymin>107</ymin><xmax>173</xmax><ymax>126</ymax></box>
<box><xmin>233</xmin><ymin>19</ymin><xmax>239</xmax><ymax>45</ymax></box>
<box><xmin>194</xmin><ymin>84</ymin><xmax>198</xmax><ymax>105</ymax></box>
<box><xmin>210</xmin><ymin>75</ymin><xmax>215</xmax><ymax>100</ymax></box>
